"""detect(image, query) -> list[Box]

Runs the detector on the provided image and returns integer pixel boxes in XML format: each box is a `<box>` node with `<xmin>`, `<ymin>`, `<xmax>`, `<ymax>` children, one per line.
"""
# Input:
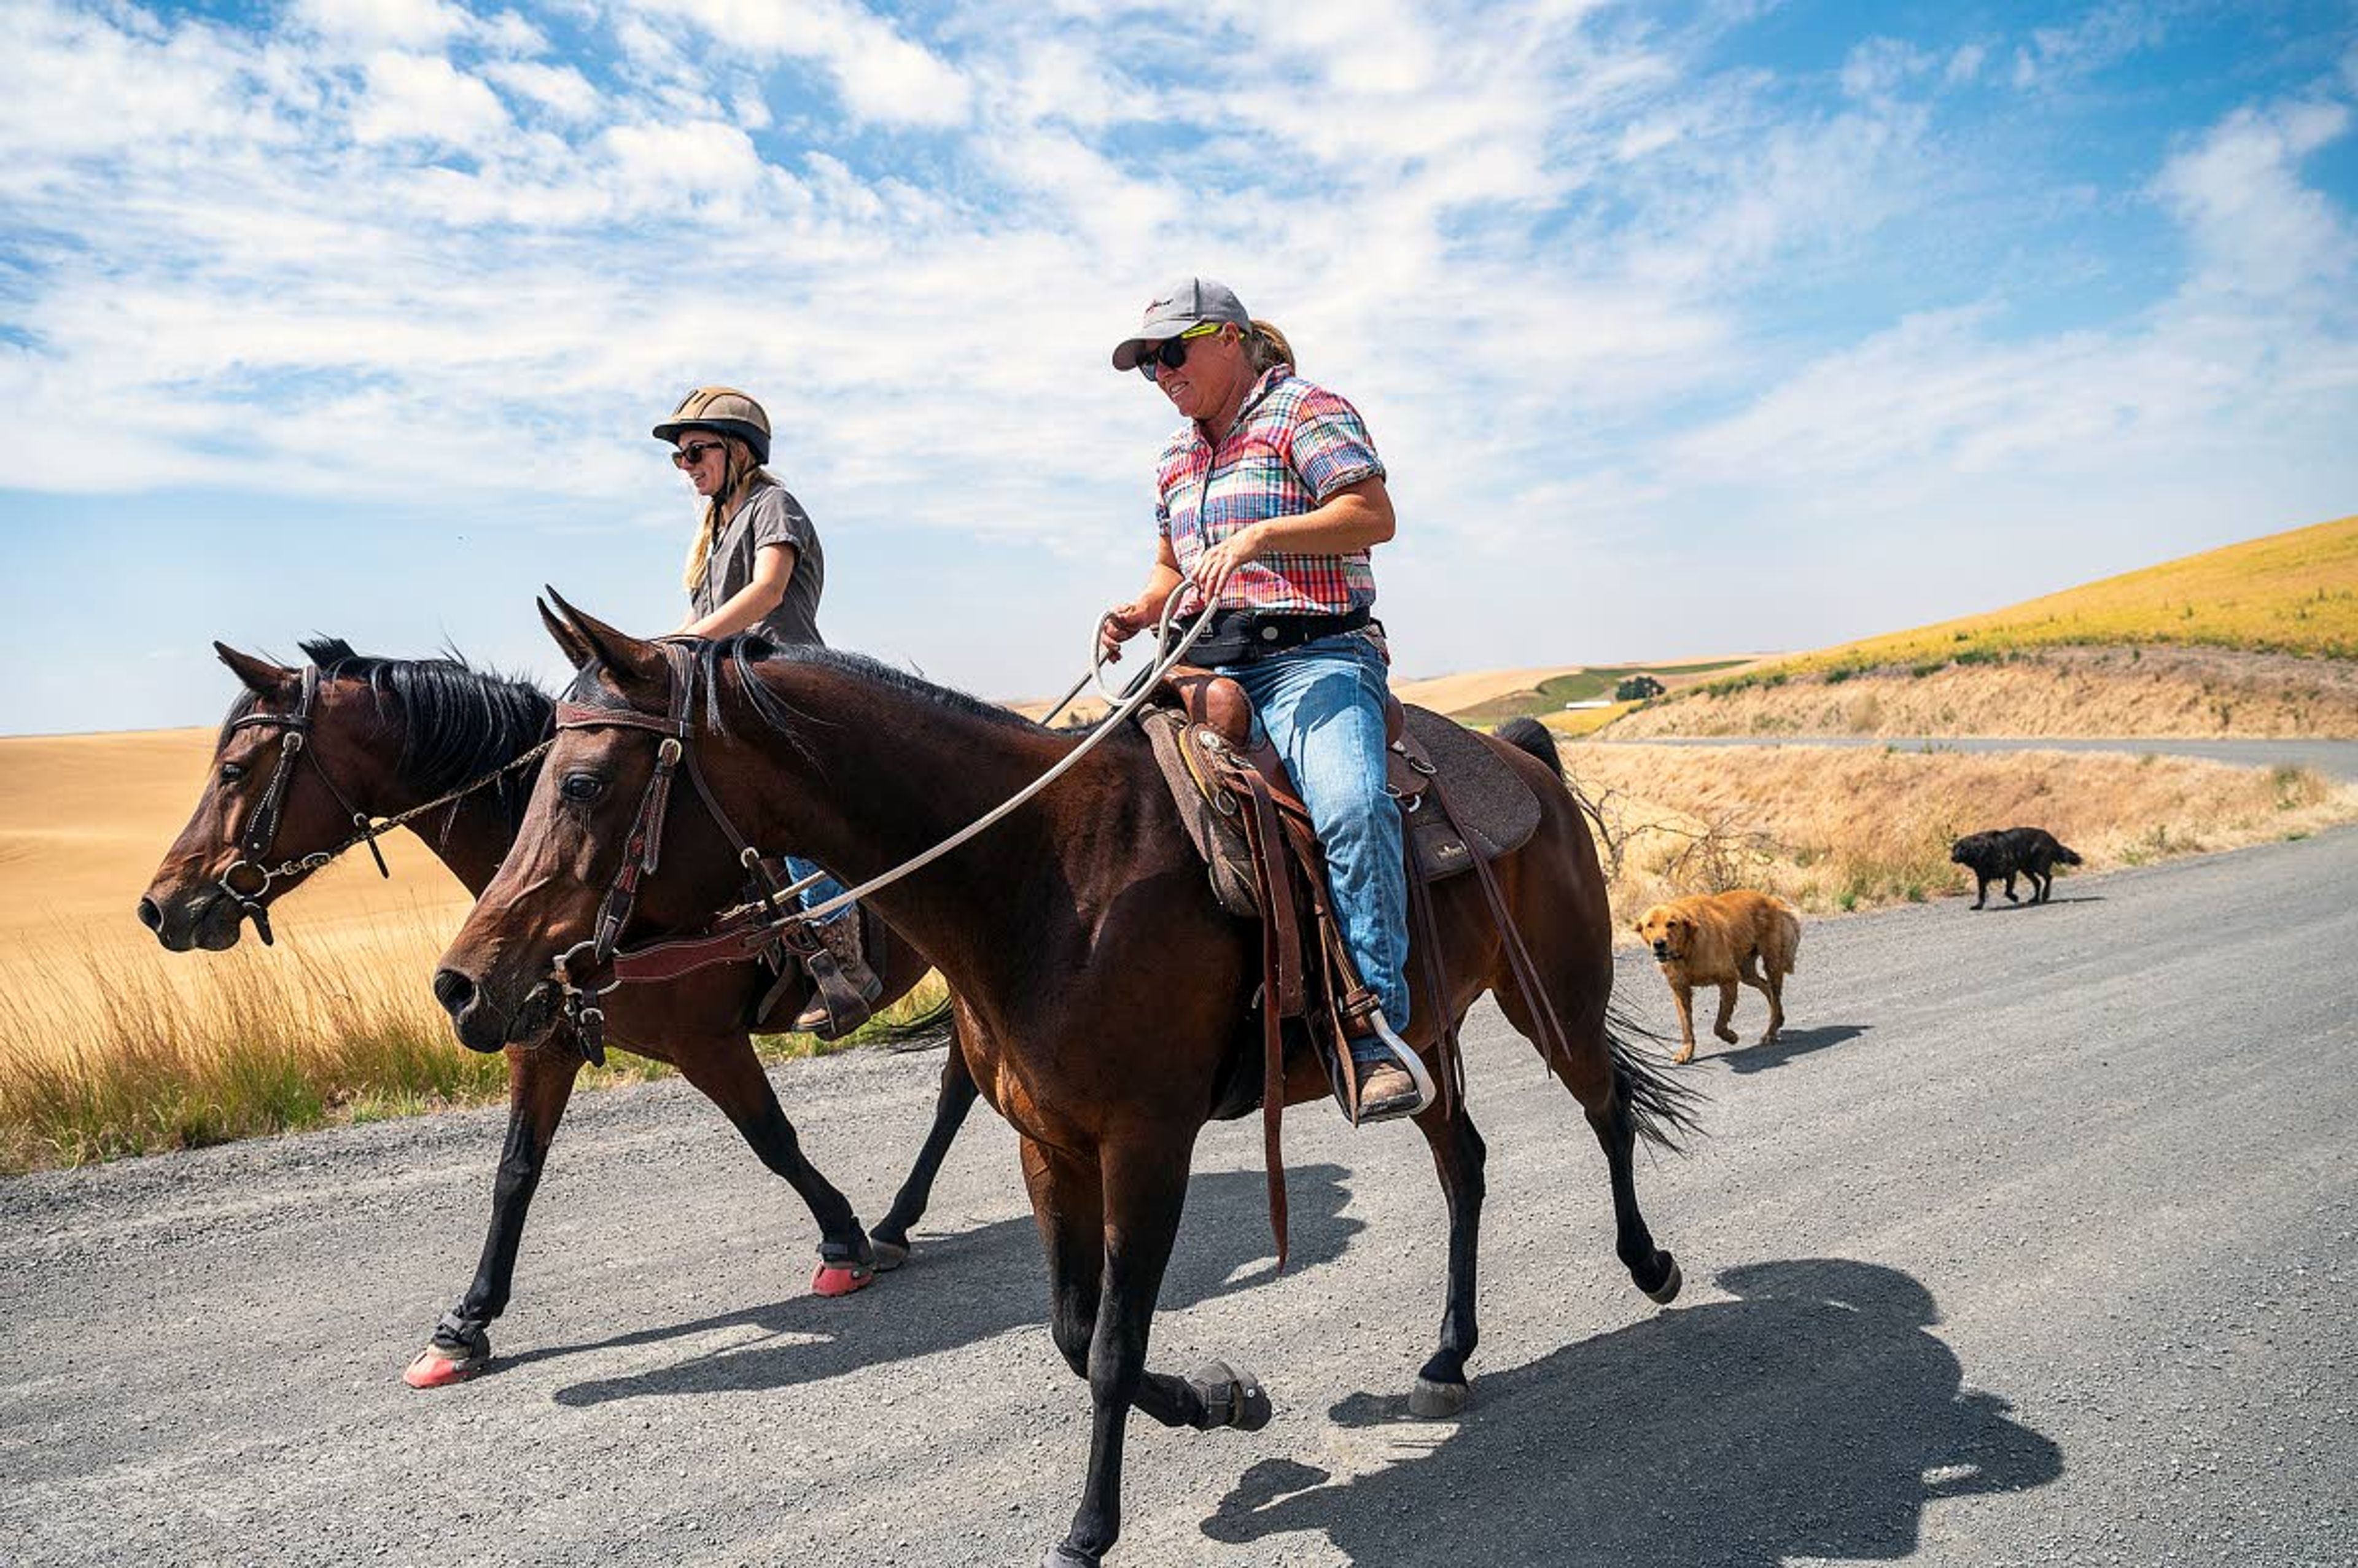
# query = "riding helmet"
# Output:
<box><xmin>653</xmin><ymin>386</ymin><xmax>771</xmax><ymax>465</ymax></box>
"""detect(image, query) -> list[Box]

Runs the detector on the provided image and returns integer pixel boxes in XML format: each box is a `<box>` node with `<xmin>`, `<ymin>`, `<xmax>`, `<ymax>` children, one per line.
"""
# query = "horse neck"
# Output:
<box><xmin>348</xmin><ymin>686</ymin><xmax>547</xmax><ymax>897</ymax></box>
<box><xmin>721</xmin><ymin>662</ymin><xmax>1093</xmax><ymax>982</ymax></box>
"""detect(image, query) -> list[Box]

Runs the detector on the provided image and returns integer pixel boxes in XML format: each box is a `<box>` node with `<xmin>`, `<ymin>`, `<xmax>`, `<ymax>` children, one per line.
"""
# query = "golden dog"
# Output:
<box><xmin>1633</xmin><ymin>890</ymin><xmax>1802</xmax><ymax>1064</ymax></box>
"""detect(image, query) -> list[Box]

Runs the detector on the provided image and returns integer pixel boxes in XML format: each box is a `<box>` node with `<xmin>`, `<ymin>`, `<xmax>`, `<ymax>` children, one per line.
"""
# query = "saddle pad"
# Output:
<box><xmin>1399</xmin><ymin>705</ymin><xmax>1543</xmax><ymax>881</ymax></box>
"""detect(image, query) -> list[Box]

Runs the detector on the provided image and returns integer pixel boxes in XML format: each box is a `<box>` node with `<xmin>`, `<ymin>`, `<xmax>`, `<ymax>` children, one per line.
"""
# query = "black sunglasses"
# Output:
<box><xmin>671</xmin><ymin>440</ymin><xmax>726</xmax><ymax>468</ymax></box>
<box><xmin>1139</xmin><ymin>321</ymin><xmax>1225</xmax><ymax>381</ymax></box>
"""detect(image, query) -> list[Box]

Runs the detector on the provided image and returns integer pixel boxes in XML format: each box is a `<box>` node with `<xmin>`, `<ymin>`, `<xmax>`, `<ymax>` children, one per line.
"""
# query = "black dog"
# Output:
<box><xmin>1950</xmin><ymin>827</ymin><xmax>2083</xmax><ymax>909</ymax></box>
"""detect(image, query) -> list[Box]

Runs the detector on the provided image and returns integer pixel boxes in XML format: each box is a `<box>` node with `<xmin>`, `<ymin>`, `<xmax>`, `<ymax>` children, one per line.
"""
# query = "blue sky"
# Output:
<box><xmin>1</xmin><ymin>0</ymin><xmax>2354</xmax><ymax>734</ymax></box>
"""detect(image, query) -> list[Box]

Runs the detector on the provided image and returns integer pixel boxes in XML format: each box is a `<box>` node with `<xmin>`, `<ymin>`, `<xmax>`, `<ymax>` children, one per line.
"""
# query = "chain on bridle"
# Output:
<box><xmin>218</xmin><ymin>664</ymin><xmax>553</xmax><ymax>945</ymax></box>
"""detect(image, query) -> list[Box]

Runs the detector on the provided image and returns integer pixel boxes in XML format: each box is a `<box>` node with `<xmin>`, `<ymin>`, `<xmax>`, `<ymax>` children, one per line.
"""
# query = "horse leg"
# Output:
<box><xmin>672</xmin><ymin>1036</ymin><xmax>876</xmax><ymax>1295</ymax></box>
<box><xmin>1711</xmin><ymin>979</ymin><xmax>1740</xmax><ymax>1044</ymax></box>
<box><xmin>1498</xmin><ymin>984</ymin><xmax>1682</xmax><ymax>1307</ymax></box>
<box><xmin>1407</xmin><ymin>1103</ymin><xmax>1486</xmax><ymax>1418</ymax></box>
<box><xmin>868</xmin><ymin>1042</ymin><xmax>981</xmax><ymax>1270</ymax></box>
<box><xmin>1033</xmin><ymin>1133</ymin><xmax>1237</xmax><ymax>1567</ymax></box>
<box><xmin>404</xmin><ymin>1044</ymin><xmax>578</xmax><ymax>1388</ymax></box>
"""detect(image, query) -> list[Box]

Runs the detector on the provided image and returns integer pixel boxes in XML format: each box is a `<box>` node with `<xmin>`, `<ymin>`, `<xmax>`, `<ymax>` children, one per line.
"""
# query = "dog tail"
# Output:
<box><xmin>1605</xmin><ymin>1001</ymin><xmax>1705</xmax><ymax>1153</ymax></box>
<box><xmin>1493</xmin><ymin>715</ymin><xmax>1564</xmax><ymax>781</ymax></box>
<box><xmin>2056</xmin><ymin>842</ymin><xmax>2084</xmax><ymax>866</ymax></box>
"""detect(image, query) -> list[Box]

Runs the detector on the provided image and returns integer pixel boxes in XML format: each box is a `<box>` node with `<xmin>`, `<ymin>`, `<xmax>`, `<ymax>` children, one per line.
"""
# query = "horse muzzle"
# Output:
<box><xmin>137</xmin><ymin>886</ymin><xmax>249</xmax><ymax>953</ymax></box>
<box><xmin>433</xmin><ymin>966</ymin><xmax>562</xmax><ymax>1053</ymax></box>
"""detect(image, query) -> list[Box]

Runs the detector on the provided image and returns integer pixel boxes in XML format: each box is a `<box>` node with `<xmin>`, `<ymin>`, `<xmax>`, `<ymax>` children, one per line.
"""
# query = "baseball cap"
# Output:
<box><xmin>1109</xmin><ymin>276</ymin><xmax>1251</xmax><ymax>371</ymax></box>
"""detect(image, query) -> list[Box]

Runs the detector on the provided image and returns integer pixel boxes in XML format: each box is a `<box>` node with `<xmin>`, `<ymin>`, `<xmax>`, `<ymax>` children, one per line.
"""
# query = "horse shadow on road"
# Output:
<box><xmin>1721</xmin><ymin>1023</ymin><xmax>1870</xmax><ymax>1076</ymax></box>
<box><xmin>539</xmin><ymin>1163</ymin><xmax>1361</xmax><ymax>1408</ymax></box>
<box><xmin>1204</xmin><ymin>1257</ymin><xmax>2061</xmax><ymax>1568</ymax></box>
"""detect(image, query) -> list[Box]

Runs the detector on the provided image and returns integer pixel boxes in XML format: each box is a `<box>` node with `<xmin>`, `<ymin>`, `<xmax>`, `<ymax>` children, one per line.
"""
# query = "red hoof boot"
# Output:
<box><xmin>403</xmin><ymin>1341</ymin><xmax>489</xmax><ymax>1389</ymax></box>
<box><xmin>811</xmin><ymin>1260</ymin><xmax>876</xmax><ymax>1297</ymax></box>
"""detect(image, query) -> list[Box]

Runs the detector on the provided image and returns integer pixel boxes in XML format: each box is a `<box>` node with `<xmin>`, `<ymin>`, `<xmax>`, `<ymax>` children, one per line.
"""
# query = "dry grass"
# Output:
<box><xmin>1608</xmin><ymin>645</ymin><xmax>2358</xmax><ymax>739</ymax></box>
<box><xmin>1560</xmin><ymin>740</ymin><xmax>2357</xmax><ymax>930</ymax></box>
<box><xmin>0</xmin><ymin>906</ymin><xmax>949</xmax><ymax>1173</ymax></box>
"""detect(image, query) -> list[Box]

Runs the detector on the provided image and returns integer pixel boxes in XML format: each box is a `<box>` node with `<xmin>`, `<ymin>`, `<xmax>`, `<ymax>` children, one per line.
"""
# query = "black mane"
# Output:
<box><xmin>713</xmin><ymin>635</ymin><xmax>1048</xmax><ymax>739</ymax></box>
<box><xmin>291</xmin><ymin>637</ymin><xmax>555</xmax><ymax>822</ymax></box>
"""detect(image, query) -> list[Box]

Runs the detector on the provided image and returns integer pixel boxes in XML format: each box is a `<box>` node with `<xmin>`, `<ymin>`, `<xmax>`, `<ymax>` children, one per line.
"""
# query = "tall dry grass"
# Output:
<box><xmin>0</xmin><ymin>907</ymin><xmax>947</xmax><ymax>1173</ymax></box>
<box><xmin>1562</xmin><ymin>742</ymin><xmax>2357</xmax><ymax>927</ymax></box>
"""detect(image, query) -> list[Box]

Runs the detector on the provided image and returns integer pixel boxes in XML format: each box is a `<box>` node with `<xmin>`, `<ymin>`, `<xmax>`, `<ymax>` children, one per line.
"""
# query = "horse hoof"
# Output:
<box><xmin>868</xmin><ymin>1235</ymin><xmax>911</xmax><ymax>1273</ymax></box>
<box><xmin>1643</xmin><ymin>1255</ymin><xmax>1684</xmax><ymax>1306</ymax></box>
<box><xmin>1408</xmin><ymin>1376</ymin><xmax>1468</xmax><ymax>1419</ymax></box>
<box><xmin>402</xmin><ymin>1341</ymin><xmax>488</xmax><ymax>1389</ymax></box>
<box><xmin>812</xmin><ymin>1261</ymin><xmax>876</xmax><ymax>1297</ymax></box>
<box><xmin>1189</xmin><ymin>1359</ymin><xmax>1273</xmax><ymax>1432</ymax></box>
<box><xmin>1040</xmin><ymin>1545</ymin><xmax>1100</xmax><ymax>1567</ymax></box>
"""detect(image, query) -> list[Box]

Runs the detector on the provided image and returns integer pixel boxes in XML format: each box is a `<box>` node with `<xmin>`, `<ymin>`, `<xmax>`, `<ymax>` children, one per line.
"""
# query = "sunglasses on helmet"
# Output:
<box><xmin>1139</xmin><ymin>320</ymin><xmax>1226</xmax><ymax>382</ymax></box>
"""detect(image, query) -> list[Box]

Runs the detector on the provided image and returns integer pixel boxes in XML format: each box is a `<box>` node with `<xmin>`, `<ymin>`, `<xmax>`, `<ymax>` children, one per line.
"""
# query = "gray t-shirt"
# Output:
<box><xmin>693</xmin><ymin>481</ymin><xmax>826</xmax><ymax>646</ymax></box>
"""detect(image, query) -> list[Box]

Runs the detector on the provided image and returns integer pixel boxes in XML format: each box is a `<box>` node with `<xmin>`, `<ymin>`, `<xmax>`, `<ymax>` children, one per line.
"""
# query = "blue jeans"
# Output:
<box><xmin>1220</xmin><ymin>631</ymin><xmax>1411</xmax><ymax>1035</ymax></box>
<box><xmin>785</xmin><ymin>856</ymin><xmax>854</xmax><ymax>926</ymax></box>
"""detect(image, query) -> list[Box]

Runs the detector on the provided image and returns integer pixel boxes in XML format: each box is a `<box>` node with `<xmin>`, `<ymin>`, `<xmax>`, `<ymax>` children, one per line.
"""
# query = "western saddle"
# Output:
<box><xmin>1137</xmin><ymin>665</ymin><xmax>1549</xmax><ymax>1263</ymax></box>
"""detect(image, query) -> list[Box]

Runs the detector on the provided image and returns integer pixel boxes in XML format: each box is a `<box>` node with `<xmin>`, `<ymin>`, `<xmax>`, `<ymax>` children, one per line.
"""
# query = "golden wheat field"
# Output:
<box><xmin>1791</xmin><ymin>512</ymin><xmax>2358</xmax><ymax>671</ymax></box>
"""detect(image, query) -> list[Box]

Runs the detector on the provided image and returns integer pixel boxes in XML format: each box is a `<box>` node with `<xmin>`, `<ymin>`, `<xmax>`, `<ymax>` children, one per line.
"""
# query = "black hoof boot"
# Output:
<box><xmin>1041</xmin><ymin>1543</ymin><xmax>1100</xmax><ymax>1567</ymax></box>
<box><xmin>1641</xmin><ymin>1252</ymin><xmax>1684</xmax><ymax>1305</ymax></box>
<box><xmin>1189</xmin><ymin>1359</ymin><xmax>1272</xmax><ymax>1432</ymax></box>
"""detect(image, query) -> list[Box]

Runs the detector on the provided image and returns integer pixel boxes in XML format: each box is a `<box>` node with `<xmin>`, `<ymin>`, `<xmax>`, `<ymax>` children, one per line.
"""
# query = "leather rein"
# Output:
<box><xmin>219</xmin><ymin>664</ymin><xmax>554</xmax><ymax>945</ymax></box>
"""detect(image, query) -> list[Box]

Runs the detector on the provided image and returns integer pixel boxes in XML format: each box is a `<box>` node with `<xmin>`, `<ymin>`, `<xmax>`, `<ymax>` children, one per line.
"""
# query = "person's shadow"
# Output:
<box><xmin>1204</xmin><ymin>1258</ymin><xmax>2060</xmax><ymax>1567</ymax></box>
<box><xmin>540</xmin><ymin>1164</ymin><xmax>1361</xmax><ymax>1407</ymax></box>
<box><xmin>1723</xmin><ymin>1023</ymin><xmax>1870</xmax><ymax>1075</ymax></box>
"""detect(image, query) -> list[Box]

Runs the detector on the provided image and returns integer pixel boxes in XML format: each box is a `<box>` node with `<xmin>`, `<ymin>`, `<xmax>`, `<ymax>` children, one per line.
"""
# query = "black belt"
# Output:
<box><xmin>1177</xmin><ymin>607</ymin><xmax>1373</xmax><ymax>667</ymax></box>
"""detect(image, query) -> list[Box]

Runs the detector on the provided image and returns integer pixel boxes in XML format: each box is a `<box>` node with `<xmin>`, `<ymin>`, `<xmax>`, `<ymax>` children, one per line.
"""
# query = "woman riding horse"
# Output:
<box><xmin>659</xmin><ymin>385</ymin><xmax>880</xmax><ymax>1033</ymax></box>
<box><xmin>1099</xmin><ymin>276</ymin><xmax>1425</xmax><ymax>1124</ymax></box>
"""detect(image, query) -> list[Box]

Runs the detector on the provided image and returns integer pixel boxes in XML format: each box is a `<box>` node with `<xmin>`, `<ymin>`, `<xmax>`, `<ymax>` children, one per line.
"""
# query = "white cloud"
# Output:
<box><xmin>2152</xmin><ymin>98</ymin><xmax>2356</xmax><ymax>298</ymax></box>
<box><xmin>351</xmin><ymin>50</ymin><xmax>515</xmax><ymax>146</ymax></box>
<box><xmin>629</xmin><ymin>0</ymin><xmax>973</xmax><ymax>126</ymax></box>
<box><xmin>293</xmin><ymin>0</ymin><xmax>470</xmax><ymax>48</ymax></box>
<box><xmin>485</xmin><ymin>59</ymin><xmax>600</xmax><ymax>122</ymax></box>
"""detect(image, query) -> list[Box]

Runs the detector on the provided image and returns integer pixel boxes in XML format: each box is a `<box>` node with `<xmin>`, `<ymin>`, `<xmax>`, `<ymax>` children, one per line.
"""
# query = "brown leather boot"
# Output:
<box><xmin>1350</xmin><ymin>1058</ymin><xmax>1423</xmax><ymax>1125</ymax></box>
<box><xmin>793</xmin><ymin>914</ymin><xmax>882</xmax><ymax>1038</ymax></box>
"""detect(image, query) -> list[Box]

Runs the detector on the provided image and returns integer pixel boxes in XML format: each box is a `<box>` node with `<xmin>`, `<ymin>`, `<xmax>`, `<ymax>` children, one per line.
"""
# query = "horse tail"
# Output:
<box><xmin>1605</xmin><ymin>1000</ymin><xmax>1705</xmax><ymax>1152</ymax></box>
<box><xmin>1493</xmin><ymin>715</ymin><xmax>1563</xmax><ymax>781</ymax></box>
<box><xmin>870</xmin><ymin>992</ymin><xmax>959</xmax><ymax>1052</ymax></box>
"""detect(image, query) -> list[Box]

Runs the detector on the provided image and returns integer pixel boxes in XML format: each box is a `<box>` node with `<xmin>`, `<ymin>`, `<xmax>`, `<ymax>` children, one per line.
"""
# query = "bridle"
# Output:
<box><xmin>217</xmin><ymin>664</ymin><xmax>553</xmax><ymax>945</ymax></box>
<box><xmin>545</xmin><ymin>641</ymin><xmax>838</xmax><ymax>1064</ymax></box>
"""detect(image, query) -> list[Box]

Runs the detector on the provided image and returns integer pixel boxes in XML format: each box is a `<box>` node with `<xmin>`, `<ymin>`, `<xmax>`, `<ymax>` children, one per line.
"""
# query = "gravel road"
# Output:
<box><xmin>4</xmin><ymin>831</ymin><xmax>2354</xmax><ymax>1567</ymax></box>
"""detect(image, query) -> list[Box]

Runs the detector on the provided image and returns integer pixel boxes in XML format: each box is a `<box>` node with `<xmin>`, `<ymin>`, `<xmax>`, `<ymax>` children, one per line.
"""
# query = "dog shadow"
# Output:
<box><xmin>1721</xmin><ymin>1023</ymin><xmax>1870</xmax><ymax>1075</ymax></box>
<box><xmin>535</xmin><ymin>1164</ymin><xmax>1361</xmax><ymax>1407</ymax></box>
<box><xmin>1977</xmin><ymin>894</ymin><xmax>2106</xmax><ymax>913</ymax></box>
<box><xmin>1203</xmin><ymin>1258</ymin><xmax>2062</xmax><ymax>1567</ymax></box>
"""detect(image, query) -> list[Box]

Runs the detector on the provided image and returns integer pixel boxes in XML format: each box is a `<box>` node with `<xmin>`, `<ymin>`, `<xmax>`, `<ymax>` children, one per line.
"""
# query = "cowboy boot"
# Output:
<box><xmin>793</xmin><ymin>913</ymin><xmax>883</xmax><ymax>1038</ymax></box>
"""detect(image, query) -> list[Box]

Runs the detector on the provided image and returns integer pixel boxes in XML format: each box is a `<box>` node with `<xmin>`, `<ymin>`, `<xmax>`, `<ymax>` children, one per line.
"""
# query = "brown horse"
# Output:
<box><xmin>434</xmin><ymin>597</ymin><xmax>1696</xmax><ymax>1568</ymax></box>
<box><xmin>139</xmin><ymin>638</ymin><xmax>982</xmax><ymax>1386</ymax></box>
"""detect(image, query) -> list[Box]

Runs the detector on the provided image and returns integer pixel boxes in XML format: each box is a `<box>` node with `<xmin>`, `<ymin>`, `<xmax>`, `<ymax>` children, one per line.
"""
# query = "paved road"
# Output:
<box><xmin>4</xmin><ymin>833</ymin><xmax>2354</xmax><ymax>1567</ymax></box>
<box><xmin>1585</xmin><ymin>733</ymin><xmax>2358</xmax><ymax>781</ymax></box>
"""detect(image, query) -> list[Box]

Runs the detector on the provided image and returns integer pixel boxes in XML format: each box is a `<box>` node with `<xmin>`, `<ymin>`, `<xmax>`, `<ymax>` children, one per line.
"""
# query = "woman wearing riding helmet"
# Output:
<box><xmin>655</xmin><ymin>386</ymin><xmax>880</xmax><ymax>1034</ymax></box>
<box><xmin>1098</xmin><ymin>278</ymin><xmax>1430</xmax><ymax>1125</ymax></box>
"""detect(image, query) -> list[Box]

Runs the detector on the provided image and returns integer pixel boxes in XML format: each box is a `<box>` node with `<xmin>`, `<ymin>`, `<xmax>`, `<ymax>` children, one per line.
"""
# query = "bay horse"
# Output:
<box><xmin>435</xmin><ymin>596</ymin><xmax>1697</xmax><ymax>1568</ymax></box>
<box><xmin>138</xmin><ymin>638</ymin><xmax>982</xmax><ymax>1386</ymax></box>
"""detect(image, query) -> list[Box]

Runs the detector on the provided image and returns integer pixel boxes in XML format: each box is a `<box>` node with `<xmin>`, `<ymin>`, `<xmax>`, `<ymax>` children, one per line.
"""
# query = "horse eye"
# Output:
<box><xmin>560</xmin><ymin>774</ymin><xmax>605</xmax><ymax>802</ymax></box>
<box><xmin>218</xmin><ymin>762</ymin><xmax>246</xmax><ymax>783</ymax></box>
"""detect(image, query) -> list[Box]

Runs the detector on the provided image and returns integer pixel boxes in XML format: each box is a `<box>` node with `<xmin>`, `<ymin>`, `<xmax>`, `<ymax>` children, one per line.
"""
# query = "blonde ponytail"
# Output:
<box><xmin>1246</xmin><ymin>319</ymin><xmax>1296</xmax><ymax>375</ymax></box>
<box><xmin>680</xmin><ymin>436</ymin><xmax>776</xmax><ymax>593</ymax></box>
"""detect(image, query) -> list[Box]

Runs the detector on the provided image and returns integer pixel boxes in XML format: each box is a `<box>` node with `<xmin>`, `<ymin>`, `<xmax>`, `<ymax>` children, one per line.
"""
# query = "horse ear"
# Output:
<box><xmin>543</xmin><ymin>587</ymin><xmax>667</xmax><ymax>689</ymax></box>
<box><xmin>537</xmin><ymin>597</ymin><xmax>595</xmax><ymax>672</ymax></box>
<box><xmin>214</xmin><ymin>642</ymin><xmax>295</xmax><ymax>697</ymax></box>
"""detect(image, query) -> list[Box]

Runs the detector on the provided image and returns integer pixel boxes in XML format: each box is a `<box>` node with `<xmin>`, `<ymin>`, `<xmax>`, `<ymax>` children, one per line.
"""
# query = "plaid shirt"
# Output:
<box><xmin>1154</xmin><ymin>367</ymin><xmax>1386</xmax><ymax>616</ymax></box>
